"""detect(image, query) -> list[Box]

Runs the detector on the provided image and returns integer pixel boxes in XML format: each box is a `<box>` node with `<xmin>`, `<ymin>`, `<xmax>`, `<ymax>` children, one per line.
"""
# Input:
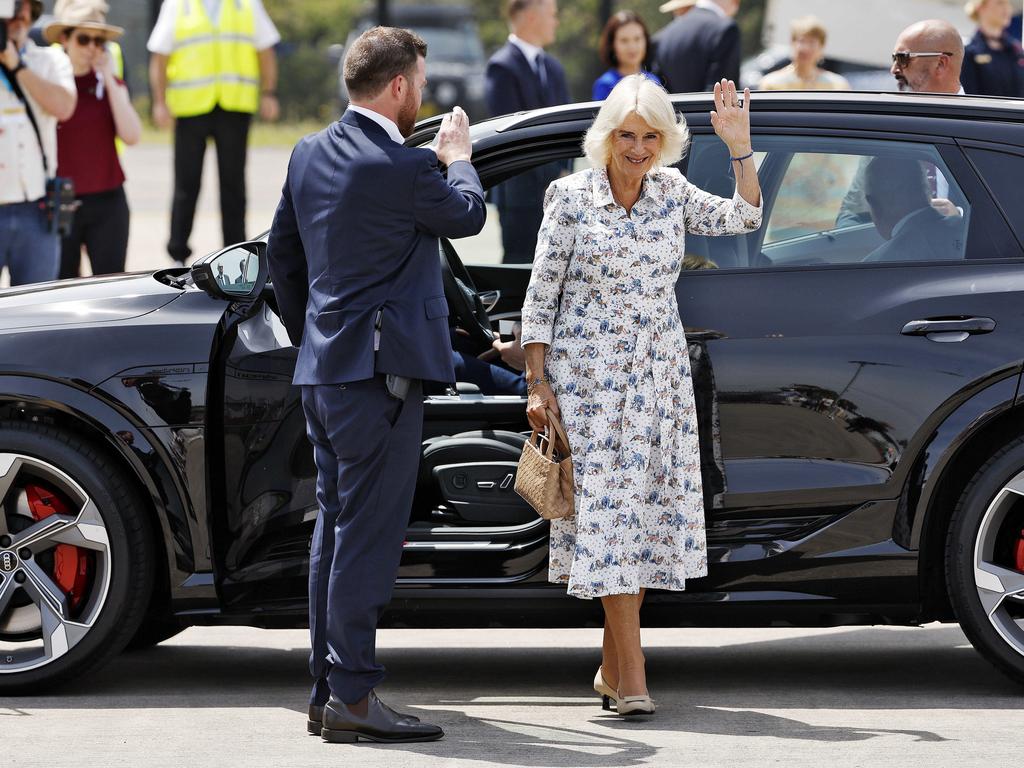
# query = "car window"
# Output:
<box><xmin>963</xmin><ymin>146</ymin><xmax>1024</xmax><ymax>249</ymax></box>
<box><xmin>460</xmin><ymin>154</ymin><xmax>584</xmax><ymax>266</ymax></box>
<box><xmin>683</xmin><ymin>135</ymin><xmax>973</xmax><ymax>270</ymax></box>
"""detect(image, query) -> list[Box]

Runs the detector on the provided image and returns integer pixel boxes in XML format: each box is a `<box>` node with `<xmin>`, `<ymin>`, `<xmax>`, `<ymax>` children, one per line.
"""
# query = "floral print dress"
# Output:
<box><xmin>520</xmin><ymin>166</ymin><xmax>762</xmax><ymax>599</ymax></box>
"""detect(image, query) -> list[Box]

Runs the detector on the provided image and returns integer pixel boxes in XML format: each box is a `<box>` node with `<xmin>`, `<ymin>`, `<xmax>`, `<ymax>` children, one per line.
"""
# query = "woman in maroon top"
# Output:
<box><xmin>45</xmin><ymin>1</ymin><xmax>141</xmax><ymax>278</ymax></box>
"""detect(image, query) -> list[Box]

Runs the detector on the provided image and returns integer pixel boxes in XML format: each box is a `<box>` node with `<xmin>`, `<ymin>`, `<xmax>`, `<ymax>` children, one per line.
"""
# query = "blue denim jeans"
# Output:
<box><xmin>0</xmin><ymin>200</ymin><xmax>60</xmax><ymax>286</ymax></box>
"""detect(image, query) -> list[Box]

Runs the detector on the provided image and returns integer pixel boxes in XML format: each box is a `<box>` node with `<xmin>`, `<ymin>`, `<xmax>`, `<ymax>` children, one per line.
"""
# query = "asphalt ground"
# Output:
<box><xmin>1</xmin><ymin>139</ymin><xmax>504</xmax><ymax>288</ymax></box>
<box><xmin>4</xmin><ymin>623</ymin><xmax>1024</xmax><ymax>768</ymax></box>
<box><xmin>119</xmin><ymin>141</ymin><xmax>502</xmax><ymax>275</ymax></box>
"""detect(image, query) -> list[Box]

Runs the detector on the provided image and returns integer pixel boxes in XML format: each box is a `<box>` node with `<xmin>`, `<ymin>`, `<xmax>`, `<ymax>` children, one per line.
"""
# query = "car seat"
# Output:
<box><xmin>415</xmin><ymin>429</ymin><xmax>535</xmax><ymax>525</ymax></box>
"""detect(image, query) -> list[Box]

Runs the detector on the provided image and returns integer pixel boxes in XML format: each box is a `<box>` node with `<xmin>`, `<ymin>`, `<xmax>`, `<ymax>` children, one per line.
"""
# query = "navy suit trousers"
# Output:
<box><xmin>301</xmin><ymin>375</ymin><xmax>423</xmax><ymax>705</ymax></box>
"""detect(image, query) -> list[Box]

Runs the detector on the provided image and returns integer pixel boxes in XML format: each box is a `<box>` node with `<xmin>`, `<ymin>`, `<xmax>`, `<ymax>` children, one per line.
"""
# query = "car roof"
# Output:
<box><xmin>406</xmin><ymin>90</ymin><xmax>1024</xmax><ymax>149</ymax></box>
<box><xmin>498</xmin><ymin>91</ymin><xmax>1024</xmax><ymax>131</ymax></box>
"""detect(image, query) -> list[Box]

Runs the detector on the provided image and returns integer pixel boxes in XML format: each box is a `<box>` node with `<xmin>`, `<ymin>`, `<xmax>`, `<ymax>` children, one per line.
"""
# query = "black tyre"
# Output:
<box><xmin>0</xmin><ymin>422</ymin><xmax>154</xmax><ymax>693</ymax></box>
<box><xmin>946</xmin><ymin>436</ymin><xmax>1024</xmax><ymax>686</ymax></box>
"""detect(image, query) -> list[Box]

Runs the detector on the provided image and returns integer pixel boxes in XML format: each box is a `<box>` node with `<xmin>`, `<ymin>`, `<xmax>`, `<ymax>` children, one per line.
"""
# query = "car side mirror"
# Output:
<box><xmin>191</xmin><ymin>241</ymin><xmax>268</xmax><ymax>301</ymax></box>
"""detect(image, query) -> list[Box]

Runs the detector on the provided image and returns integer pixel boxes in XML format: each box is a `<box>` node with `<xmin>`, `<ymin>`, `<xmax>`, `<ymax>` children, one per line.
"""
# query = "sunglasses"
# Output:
<box><xmin>73</xmin><ymin>33</ymin><xmax>108</xmax><ymax>48</ymax></box>
<box><xmin>891</xmin><ymin>51</ymin><xmax>954</xmax><ymax>68</ymax></box>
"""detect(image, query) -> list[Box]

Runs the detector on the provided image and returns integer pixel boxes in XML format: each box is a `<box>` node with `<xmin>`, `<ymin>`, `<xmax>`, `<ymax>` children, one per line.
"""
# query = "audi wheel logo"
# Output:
<box><xmin>0</xmin><ymin>552</ymin><xmax>14</xmax><ymax>572</ymax></box>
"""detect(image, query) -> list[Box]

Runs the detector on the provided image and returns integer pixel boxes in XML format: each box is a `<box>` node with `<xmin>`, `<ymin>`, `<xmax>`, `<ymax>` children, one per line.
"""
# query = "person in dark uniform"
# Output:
<box><xmin>652</xmin><ymin>0</ymin><xmax>741</xmax><ymax>93</ymax></box>
<box><xmin>961</xmin><ymin>0</ymin><xmax>1024</xmax><ymax>97</ymax></box>
<box><xmin>485</xmin><ymin>0</ymin><xmax>570</xmax><ymax>263</ymax></box>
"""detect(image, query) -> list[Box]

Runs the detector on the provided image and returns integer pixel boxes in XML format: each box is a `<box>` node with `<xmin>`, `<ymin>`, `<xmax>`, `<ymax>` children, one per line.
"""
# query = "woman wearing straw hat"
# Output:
<box><xmin>45</xmin><ymin>0</ymin><xmax>141</xmax><ymax>279</ymax></box>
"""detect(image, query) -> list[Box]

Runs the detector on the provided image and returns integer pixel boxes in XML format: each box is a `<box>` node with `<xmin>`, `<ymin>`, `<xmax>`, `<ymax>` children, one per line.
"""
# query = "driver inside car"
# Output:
<box><xmin>450</xmin><ymin>322</ymin><xmax>527</xmax><ymax>395</ymax></box>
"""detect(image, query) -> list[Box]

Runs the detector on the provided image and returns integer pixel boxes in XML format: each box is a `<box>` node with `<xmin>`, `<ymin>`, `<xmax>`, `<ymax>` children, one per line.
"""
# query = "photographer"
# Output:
<box><xmin>0</xmin><ymin>0</ymin><xmax>76</xmax><ymax>286</ymax></box>
<box><xmin>46</xmin><ymin>0</ymin><xmax>141</xmax><ymax>279</ymax></box>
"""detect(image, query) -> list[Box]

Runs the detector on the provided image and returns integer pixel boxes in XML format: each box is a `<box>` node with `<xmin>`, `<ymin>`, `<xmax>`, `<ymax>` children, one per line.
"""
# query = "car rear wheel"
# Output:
<box><xmin>0</xmin><ymin>422</ymin><xmax>153</xmax><ymax>693</ymax></box>
<box><xmin>947</xmin><ymin>437</ymin><xmax>1024</xmax><ymax>686</ymax></box>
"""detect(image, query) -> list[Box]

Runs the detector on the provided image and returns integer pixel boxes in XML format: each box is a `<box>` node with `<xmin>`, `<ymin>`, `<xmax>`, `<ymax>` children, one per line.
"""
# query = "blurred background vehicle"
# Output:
<box><xmin>335</xmin><ymin>3</ymin><xmax>487</xmax><ymax>120</ymax></box>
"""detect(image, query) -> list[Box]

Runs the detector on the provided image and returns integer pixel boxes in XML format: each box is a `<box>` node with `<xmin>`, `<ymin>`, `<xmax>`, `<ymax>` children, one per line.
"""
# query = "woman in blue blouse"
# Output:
<box><xmin>592</xmin><ymin>10</ymin><xmax>662</xmax><ymax>101</ymax></box>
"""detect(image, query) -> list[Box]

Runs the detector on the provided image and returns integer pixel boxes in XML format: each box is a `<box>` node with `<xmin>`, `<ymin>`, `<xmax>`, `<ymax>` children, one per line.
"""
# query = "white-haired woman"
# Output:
<box><xmin>520</xmin><ymin>76</ymin><xmax>761</xmax><ymax>716</ymax></box>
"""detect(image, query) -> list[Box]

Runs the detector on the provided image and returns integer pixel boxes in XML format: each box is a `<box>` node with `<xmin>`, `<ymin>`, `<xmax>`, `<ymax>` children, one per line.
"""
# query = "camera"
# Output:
<box><xmin>0</xmin><ymin>1</ymin><xmax>17</xmax><ymax>53</ymax></box>
<box><xmin>1</xmin><ymin>1</ymin><xmax>40</xmax><ymax>54</ymax></box>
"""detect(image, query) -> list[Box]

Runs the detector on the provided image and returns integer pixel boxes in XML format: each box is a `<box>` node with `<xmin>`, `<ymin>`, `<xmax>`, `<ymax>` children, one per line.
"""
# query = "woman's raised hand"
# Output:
<box><xmin>710</xmin><ymin>79</ymin><xmax>752</xmax><ymax>155</ymax></box>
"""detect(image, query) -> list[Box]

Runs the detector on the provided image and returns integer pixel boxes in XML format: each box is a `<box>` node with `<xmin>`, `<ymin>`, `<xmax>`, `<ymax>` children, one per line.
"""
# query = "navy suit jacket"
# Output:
<box><xmin>266</xmin><ymin>111</ymin><xmax>486</xmax><ymax>386</ymax></box>
<box><xmin>652</xmin><ymin>7</ymin><xmax>740</xmax><ymax>93</ymax></box>
<box><xmin>863</xmin><ymin>206</ymin><xmax>965</xmax><ymax>263</ymax></box>
<box><xmin>485</xmin><ymin>42</ymin><xmax>570</xmax><ymax>117</ymax></box>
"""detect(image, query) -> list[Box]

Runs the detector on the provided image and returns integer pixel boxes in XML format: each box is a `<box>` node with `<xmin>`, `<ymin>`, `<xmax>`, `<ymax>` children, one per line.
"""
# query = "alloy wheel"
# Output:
<box><xmin>0</xmin><ymin>453</ymin><xmax>112</xmax><ymax>674</ymax></box>
<box><xmin>973</xmin><ymin>469</ymin><xmax>1024</xmax><ymax>659</ymax></box>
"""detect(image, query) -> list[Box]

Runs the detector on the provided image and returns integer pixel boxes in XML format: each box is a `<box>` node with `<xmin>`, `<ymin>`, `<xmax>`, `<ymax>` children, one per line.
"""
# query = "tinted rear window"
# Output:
<box><xmin>966</xmin><ymin>147</ymin><xmax>1024</xmax><ymax>249</ymax></box>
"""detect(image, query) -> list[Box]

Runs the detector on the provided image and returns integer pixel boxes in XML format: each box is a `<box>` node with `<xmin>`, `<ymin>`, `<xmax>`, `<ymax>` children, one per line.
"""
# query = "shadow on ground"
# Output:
<box><xmin>4</xmin><ymin>626</ymin><xmax>1020</xmax><ymax>766</ymax></box>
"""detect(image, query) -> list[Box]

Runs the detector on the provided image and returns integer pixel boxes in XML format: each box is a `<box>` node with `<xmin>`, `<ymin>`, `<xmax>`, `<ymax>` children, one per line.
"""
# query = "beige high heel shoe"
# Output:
<box><xmin>615</xmin><ymin>693</ymin><xmax>656</xmax><ymax>716</ymax></box>
<box><xmin>593</xmin><ymin>667</ymin><xmax>617</xmax><ymax>711</ymax></box>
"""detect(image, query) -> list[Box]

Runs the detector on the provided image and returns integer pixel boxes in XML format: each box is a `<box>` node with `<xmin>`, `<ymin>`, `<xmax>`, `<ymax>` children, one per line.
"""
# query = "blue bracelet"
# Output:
<box><xmin>728</xmin><ymin>150</ymin><xmax>755</xmax><ymax>178</ymax></box>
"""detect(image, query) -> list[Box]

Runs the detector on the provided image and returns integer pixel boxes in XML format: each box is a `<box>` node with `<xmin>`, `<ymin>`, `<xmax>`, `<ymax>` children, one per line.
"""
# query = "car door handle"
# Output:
<box><xmin>901</xmin><ymin>317</ymin><xmax>996</xmax><ymax>337</ymax></box>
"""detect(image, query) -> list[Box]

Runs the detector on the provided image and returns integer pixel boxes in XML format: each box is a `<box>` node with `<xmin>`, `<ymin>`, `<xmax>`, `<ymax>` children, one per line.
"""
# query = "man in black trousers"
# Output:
<box><xmin>654</xmin><ymin>0</ymin><xmax>741</xmax><ymax>93</ymax></box>
<box><xmin>485</xmin><ymin>0</ymin><xmax>569</xmax><ymax>263</ymax></box>
<box><xmin>267</xmin><ymin>27</ymin><xmax>486</xmax><ymax>744</ymax></box>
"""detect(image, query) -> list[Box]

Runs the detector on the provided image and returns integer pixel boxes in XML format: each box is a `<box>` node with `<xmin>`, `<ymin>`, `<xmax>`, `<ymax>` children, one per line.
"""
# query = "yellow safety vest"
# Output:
<box><xmin>165</xmin><ymin>0</ymin><xmax>260</xmax><ymax>118</ymax></box>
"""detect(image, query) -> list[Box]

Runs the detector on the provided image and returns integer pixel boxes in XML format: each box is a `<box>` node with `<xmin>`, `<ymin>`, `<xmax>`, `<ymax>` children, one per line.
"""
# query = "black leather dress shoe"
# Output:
<box><xmin>307</xmin><ymin>704</ymin><xmax>324</xmax><ymax>735</ymax></box>
<box><xmin>307</xmin><ymin>698</ymin><xmax>421</xmax><ymax>735</ymax></box>
<box><xmin>320</xmin><ymin>691</ymin><xmax>443</xmax><ymax>744</ymax></box>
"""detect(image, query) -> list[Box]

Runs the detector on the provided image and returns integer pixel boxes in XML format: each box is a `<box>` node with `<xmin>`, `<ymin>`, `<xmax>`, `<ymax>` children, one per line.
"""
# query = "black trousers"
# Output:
<box><xmin>168</xmin><ymin>107</ymin><xmax>252</xmax><ymax>263</ymax></box>
<box><xmin>59</xmin><ymin>185</ymin><xmax>130</xmax><ymax>279</ymax></box>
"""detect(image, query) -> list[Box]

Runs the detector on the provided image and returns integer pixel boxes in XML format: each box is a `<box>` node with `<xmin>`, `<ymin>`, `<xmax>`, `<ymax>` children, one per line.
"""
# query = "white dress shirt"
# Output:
<box><xmin>509</xmin><ymin>34</ymin><xmax>545</xmax><ymax>71</ymax></box>
<box><xmin>346</xmin><ymin>105</ymin><xmax>404</xmax><ymax>145</ymax></box>
<box><xmin>147</xmin><ymin>0</ymin><xmax>281</xmax><ymax>54</ymax></box>
<box><xmin>0</xmin><ymin>41</ymin><xmax>74</xmax><ymax>205</ymax></box>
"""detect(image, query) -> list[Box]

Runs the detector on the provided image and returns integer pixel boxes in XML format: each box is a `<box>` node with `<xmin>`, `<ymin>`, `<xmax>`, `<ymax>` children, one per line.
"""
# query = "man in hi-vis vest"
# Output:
<box><xmin>147</xmin><ymin>0</ymin><xmax>280</xmax><ymax>264</ymax></box>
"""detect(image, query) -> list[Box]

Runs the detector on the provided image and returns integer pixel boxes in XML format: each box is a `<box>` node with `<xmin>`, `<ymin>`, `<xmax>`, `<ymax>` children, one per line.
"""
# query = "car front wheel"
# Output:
<box><xmin>947</xmin><ymin>437</ymin><xmax>1024</xmax><ymax>686</ymax></box>
<box><xmin>0</xmin><ymin>422</ymin><xmax>153</xmax><ymax>693</ymax></box>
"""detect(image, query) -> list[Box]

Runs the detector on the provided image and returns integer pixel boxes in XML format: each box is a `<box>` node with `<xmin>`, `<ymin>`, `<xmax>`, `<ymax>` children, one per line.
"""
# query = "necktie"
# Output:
<box><xmin>924</xmin><ymin>163</ymin><xmax>938</xmax><ymax>198</ymax></box>
<box><xmin>534</xmin><ymin>54</ymin><xmax>548</xmax><ymax>93</ymax></box>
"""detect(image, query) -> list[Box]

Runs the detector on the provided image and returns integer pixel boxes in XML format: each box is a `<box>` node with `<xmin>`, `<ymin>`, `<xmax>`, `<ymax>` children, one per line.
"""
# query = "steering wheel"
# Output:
<box><xmin>439</xmin><ymin>239</ymin><xmax>495</xmax><ymax>347</ymax></box>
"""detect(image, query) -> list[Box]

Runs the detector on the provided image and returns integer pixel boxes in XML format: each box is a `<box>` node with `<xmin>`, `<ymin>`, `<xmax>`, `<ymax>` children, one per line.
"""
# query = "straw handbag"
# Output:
<box><xmin>515</xmin><ymin>408</ymin><xmax>575</xmax><ymax>520</ymax></box>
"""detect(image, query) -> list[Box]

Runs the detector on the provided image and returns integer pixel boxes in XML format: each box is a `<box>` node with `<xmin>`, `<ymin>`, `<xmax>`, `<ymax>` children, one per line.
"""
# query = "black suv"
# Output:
<box><xmin>3</xmin><ymin>92</ymin><xmax>1024</xmax><ymax>693</ymax></box>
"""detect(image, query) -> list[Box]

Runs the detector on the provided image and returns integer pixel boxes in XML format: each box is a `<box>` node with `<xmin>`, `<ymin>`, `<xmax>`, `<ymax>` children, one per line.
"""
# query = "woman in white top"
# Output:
<box><xmin>759</xmin><ymin>16</ymin><xmax>851</xmax><ymax>91</ymax></box>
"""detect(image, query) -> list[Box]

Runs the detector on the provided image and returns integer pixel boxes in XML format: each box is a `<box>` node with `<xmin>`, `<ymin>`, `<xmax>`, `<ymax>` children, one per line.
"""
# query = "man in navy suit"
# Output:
<box><xmin>485</xmin><ymin>0</ymin><xmax>570</xmax><ymax>263</ymax></box>
<box><xmin>653</xmin><ymin>0</ymin><xmax>741</xmax><ymax>93</ymax></box>
<box><xmin>266</xmin><ymin>27</ymin><xmax>485</xmax><ymax>744</ymax></box>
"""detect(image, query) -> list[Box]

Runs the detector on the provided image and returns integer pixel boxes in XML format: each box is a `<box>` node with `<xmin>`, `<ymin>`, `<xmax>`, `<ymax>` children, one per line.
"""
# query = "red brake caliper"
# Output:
<box><xmin>24</xmin><ymin>485</ymin><xmax>89</xmax><ymax>609</ymax></box>
<box><xmin>1016</xmin><ymin>529</ymin><xmax>1024</xmax><ymax>573</ymax></box>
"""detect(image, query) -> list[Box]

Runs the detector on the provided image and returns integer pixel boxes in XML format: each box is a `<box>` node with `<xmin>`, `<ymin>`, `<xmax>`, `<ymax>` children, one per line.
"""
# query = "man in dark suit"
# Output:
<box><xmin>862</xmin><ymin>157</ymin><xmax>964</xmax><ymax>263</ymax></box>
<box><xmin>485</xmin><ymin>0</ymin><xmax>570</xmax><ymax>263</ymax></box>
<box><xmin>653</xmin><ymin>0</ymin><xmax>741</xmax><ymax>93</ymax></box>
<box><xmin>266</xmin><ymin>27</ymin><xmax>485</xmax><ymax>744</ymax></box>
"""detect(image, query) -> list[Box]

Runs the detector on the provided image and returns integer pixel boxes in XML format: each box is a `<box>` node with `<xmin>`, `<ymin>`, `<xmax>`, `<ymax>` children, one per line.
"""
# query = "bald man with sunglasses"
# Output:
<box><xmin>835</xmin><ymin>20</ymin><xmax>966</xmax><ymax>228</ymax></box>
<box><xmin>890</xmin><ymin>19</ymin><xmax>965</xmax><ymax>95</ymax></box>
